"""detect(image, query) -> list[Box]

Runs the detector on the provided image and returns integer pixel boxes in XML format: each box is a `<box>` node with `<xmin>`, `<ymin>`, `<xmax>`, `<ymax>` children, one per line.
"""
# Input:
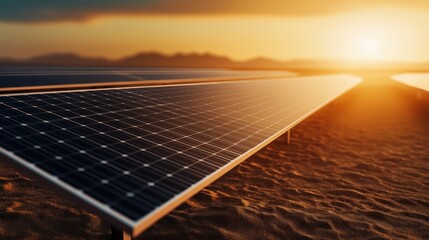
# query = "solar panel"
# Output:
<box><xmin>392</xmin><ymin>74</ymin><xmax>429</xmax><ymax>92</ymax></box>
<box><xmin>0</xmin><ymin>75</ymin><xmax>360</xmax><ymax>236</ymax></box>
<box><xmin>0</xmin><ymin>67</ymin><xmax>293</xmax><ymax>92</ymax></box>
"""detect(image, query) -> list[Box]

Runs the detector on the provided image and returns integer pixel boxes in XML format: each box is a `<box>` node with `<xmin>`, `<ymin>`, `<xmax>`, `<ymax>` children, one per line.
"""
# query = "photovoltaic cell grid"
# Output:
<box><xmin>0</xmin><ymin>75</ymin><xmax>360</xmax><ymax>235</ymax></box>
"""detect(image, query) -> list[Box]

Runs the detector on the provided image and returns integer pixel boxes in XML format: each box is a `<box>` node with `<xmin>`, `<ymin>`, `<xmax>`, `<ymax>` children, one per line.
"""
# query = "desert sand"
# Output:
<box><xmin>0</xmin><ymin>71</ymin><xmax>428</xmax><ymax>239</ymax></box>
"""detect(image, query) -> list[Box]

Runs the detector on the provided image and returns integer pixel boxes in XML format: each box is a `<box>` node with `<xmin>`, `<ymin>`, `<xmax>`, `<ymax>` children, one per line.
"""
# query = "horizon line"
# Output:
<box><xmin>1</xmin><ymin>51</ymin><xmax>428</xmax><ymax>65</ymax></box>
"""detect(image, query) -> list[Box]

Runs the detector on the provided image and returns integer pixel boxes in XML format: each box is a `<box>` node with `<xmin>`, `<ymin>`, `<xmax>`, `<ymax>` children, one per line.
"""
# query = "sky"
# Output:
<box><xmin>1</xmin><ymin>1</ymin><xmax>429</xmax><ymax>62</ymax></box>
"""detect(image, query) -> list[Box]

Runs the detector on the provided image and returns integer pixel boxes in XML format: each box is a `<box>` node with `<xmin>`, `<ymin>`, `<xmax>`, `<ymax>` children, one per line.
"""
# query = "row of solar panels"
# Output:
<box><xmin>392</xmin><ymin>74</ymin><xmax>429</xmax><ymax>92</ymax></box>
<box><xmin>1</xmin><ymin>69</ymin><xmax>428</xmax><ymax>237</ymax></box>
<box><xmin>0</xmin><ymin>67</ymin><xmax>295</xmax><ymax>93</ymax></box>
<box><xmin>2</xmin><ymin>67</ymin><xmax>426</xmax><ymax>94</ymax></box>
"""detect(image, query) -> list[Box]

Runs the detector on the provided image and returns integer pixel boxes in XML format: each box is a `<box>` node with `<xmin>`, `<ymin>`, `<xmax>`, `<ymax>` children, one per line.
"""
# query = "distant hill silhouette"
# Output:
<box><xmin>28</xmin><ymin>53</ymin><xmax>109</xmax><ymax>66</ymax></box>
<box><xmin>0</xmin><ymin>51</ymin><xmax>428</xmax><ymax>71</ymax></box>
<box><xmin>0</xmin><ymin>52</ymin><xmax>242</xmax><ymax>68</ymax></box>
<box><xmin>118</xmin><ymin>52</ymin><xmax>239</xmax><ymax>68</ymax></box>
<box><xmin>0</xmin><ymin>53</ymin><xmax>110</xmax><ymax>67</ymax></box>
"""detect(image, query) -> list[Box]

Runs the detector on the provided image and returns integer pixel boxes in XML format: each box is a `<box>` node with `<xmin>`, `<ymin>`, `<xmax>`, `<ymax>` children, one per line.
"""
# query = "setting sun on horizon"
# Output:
<box><xmin>358</xmin><ymin>37</ymin><xmax>380</xmax><ymax>60</ymax></box>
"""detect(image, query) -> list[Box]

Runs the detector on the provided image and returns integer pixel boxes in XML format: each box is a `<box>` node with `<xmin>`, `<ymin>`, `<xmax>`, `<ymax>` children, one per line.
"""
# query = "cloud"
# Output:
<box><xmin>1</xmin><ymin>0</ymin><xmax>428</xmax><ymax>22</ymax></box>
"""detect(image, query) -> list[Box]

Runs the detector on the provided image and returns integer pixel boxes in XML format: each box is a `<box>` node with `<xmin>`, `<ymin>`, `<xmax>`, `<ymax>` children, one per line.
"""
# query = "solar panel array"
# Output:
<box><xmin>0</xmin><ymin>75</ymin><xmax>360</xmax><ymax>236</ymax></box>
<box><xmin>0</xmin><ymin>67</ymin><xmax>293</xmax><ymax>89</ymax></box>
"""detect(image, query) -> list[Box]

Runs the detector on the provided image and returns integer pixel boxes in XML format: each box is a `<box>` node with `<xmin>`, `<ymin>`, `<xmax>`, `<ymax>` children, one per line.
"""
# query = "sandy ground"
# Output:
<box><xmin>0</xmin><ymin>71</ymin><xmax>428</xmax><ymax>239</ymax></box>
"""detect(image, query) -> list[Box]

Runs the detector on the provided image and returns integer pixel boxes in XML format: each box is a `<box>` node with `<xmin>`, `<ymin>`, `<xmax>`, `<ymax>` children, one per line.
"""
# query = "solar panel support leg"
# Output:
<box><xmin>111</xmin><ymin>227</ymin><xmax>131</xmax><ymax>240</ymax></box>
<box><xmin>279</xmin><ymin>130</ymin><xmax>291</xmax><ymax>145</ymax></box>
<box><xmin>286</xmin><ymin>130</ymin><xmax>291</xmax><ymax>145</ymax></box>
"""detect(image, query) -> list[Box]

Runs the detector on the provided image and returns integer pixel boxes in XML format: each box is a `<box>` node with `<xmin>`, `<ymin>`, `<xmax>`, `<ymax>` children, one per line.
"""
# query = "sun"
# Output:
<box><xmin>359</xmin><ymin>37</ymin><xmax>381</xmax><ymax>60</ymax></box>
<box><xmin>362</xmin><ymin>38</ymin><xmax>378</xmax><ymax>53</ymax></box>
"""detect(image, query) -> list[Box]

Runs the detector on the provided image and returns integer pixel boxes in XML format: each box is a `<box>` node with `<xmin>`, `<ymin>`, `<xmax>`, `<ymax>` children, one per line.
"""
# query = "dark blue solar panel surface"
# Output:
<box><xmin>0</xmin><ymin>67</ymin><xmax>291</xmax><ymax>88</ymax></box>
<box><xmin>0</xmin><ymin>75</ymin><xmax>360</xmax><ymax>235</ymax></box>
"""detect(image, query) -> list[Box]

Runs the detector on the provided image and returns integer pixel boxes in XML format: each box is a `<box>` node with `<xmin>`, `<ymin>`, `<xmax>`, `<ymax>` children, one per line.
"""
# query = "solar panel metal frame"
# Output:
<box><xmin>0</xmin><ymin>76</ymin><xmax>361</xmax><ymax>236</ymax></box>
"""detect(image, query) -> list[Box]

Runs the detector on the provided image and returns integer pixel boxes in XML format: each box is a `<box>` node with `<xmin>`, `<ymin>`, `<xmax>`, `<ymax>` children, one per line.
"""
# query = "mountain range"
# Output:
<box><xmin>1</xmin><ymin>52</ymin><xmax>428</xmax><ymax>71</ymax></box>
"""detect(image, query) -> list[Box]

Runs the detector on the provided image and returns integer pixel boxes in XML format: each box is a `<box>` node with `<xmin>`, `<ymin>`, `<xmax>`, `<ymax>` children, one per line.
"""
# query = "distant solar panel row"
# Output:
<box><xmin>0</xmin><ymin>75</ymin><xmax>360</xmax><ymax>236</ymax></box>
<box><xmin>0</xmin><ymin>67</ymin><xmax>292</xmax><ymax>89</ymax></box>
<box><xmin>392</xmin><ymin>74</ymin><xmax>429</xmax><ymax>92</ymax></box>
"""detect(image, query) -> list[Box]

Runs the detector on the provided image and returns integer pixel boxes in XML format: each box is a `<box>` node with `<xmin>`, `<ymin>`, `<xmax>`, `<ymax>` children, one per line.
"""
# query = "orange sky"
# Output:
<box><xmin>1</xmin><ymin>2</ymin><xmax>429</xmax><ymax>62</ymax></box>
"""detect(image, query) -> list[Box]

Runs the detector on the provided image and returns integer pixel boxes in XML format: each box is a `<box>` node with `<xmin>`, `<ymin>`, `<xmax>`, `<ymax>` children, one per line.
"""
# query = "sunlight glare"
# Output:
<box><xmin>359</xmin><ymin>37</ymin><xmax>380</xmax><ymax>60</ymax></box>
